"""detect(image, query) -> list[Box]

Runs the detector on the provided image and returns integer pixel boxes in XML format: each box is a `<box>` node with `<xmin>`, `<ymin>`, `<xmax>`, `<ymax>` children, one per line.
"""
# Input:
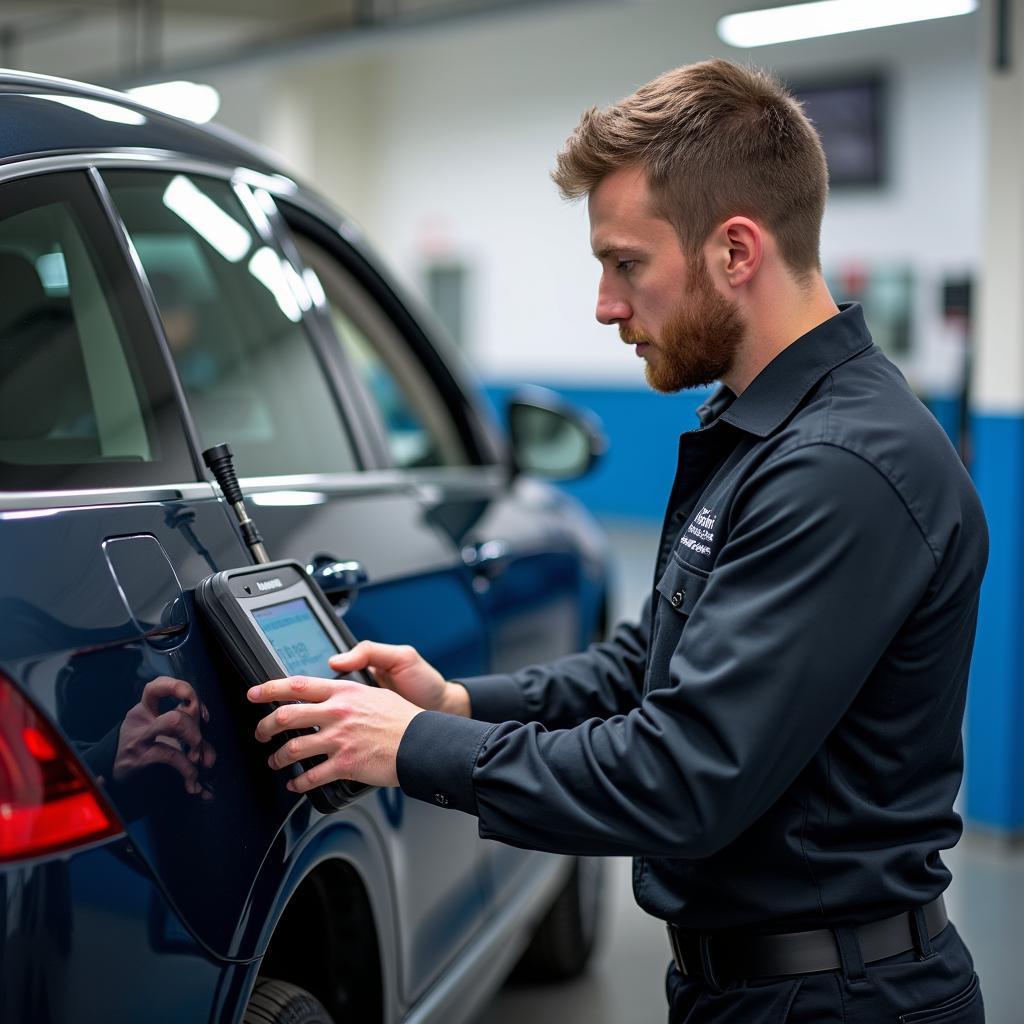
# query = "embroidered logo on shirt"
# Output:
<box><xmin>679</xmin><ymin>506</ymin><xmax>717</xmax><ymax>558</ymax></box>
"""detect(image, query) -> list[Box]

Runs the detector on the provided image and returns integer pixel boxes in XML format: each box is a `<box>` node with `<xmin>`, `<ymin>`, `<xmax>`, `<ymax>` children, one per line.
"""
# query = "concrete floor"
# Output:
<box><xmin>478</xmin><ymin>523</ymin><xmax>1023</xmax><ymax>1024</ymax></box>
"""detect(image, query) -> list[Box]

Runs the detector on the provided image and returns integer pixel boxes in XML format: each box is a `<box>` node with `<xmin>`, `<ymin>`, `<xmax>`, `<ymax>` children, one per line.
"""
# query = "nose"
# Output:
<box><xmin>595</xmin><ymin>276</ymin><xmax>631</xmax><ymax>326</ymax></box>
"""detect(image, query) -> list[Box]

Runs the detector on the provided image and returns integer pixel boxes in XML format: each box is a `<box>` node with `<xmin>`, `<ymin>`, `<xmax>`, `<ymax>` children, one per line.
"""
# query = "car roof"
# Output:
<box><xmin>0</xmin><ymin>69</ymin><xmax>281</xmax><ymax>174</ymax></box>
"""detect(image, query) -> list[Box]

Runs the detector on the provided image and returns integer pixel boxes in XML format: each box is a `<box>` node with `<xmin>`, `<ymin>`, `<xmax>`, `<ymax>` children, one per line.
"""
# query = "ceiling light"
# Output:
<box><xmin>127</xmin><ymin>81</ymin><xmax>220</xmax><ymax>123</ymax></box>
<box><xmin>717</xmin><ymin>0</ymin><xmax>977</xmax><ymax>48</ymax></box>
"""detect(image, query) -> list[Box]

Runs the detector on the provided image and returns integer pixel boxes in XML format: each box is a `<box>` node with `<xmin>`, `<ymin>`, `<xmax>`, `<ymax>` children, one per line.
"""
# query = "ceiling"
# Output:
<box><xmin>0</xmin><ymin>0</ymin><xmax>551</xmax><ymax>87</ymax></box>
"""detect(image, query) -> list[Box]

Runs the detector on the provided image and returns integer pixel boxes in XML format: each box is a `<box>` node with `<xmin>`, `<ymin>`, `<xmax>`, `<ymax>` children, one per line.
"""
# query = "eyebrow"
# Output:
<box><xmin>592</xmin><ymin>243</ymin><xmax>642</xmax><ymax>260</ymax></box>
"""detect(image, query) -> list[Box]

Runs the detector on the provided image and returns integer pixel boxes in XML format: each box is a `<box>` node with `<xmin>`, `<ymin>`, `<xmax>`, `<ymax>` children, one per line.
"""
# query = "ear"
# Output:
<box><xmin>708</xmin><ymin>217</ymin><xmax>763</xmax><ymax>288</ymax></box>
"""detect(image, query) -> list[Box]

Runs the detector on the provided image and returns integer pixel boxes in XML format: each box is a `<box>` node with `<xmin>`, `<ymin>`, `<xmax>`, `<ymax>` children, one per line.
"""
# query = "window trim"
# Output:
<box><xmin>86</xmin><ymin>166</ymin><xmax>206</xmax><ymax>482</ymax></box>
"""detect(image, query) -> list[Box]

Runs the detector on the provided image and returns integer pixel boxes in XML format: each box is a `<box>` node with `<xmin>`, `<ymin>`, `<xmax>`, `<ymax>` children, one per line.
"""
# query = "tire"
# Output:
<box><xmin>242</xmin><ymin>978</ymin><xmax>336</xmax><ymax>1024</ymax></box>
<box><xmin>509</xmin><ymin>857</ymin><xmax>604</xmax><ymax>983</ymax></box>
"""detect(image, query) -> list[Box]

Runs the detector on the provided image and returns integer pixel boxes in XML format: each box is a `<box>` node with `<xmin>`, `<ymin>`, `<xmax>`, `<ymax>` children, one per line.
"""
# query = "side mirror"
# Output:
<box><xmin>506</xmin><ymin>387</ymin><xmax>607</xmax><ymax>481</ymax></box>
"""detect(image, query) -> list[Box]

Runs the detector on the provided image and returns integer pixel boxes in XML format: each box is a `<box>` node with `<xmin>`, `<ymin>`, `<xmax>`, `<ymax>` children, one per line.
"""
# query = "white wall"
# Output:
<box><xmin>207</xmin><ymin>0</ymin><xmax>984</xmax><ymax>386</ymax></box>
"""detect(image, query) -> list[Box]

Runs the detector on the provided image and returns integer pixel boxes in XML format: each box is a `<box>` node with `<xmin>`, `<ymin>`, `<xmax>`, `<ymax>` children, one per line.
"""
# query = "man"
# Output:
<box><xmin>249</xmin><ymin>59</ymin><xmax>988</xmax><ymax>1022</ymax></box>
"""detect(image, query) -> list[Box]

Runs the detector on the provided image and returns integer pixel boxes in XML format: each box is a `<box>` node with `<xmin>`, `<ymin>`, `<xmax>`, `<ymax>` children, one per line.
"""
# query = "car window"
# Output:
<box><xmin>293</xmin><ymin>233</ymin><xmax>468</xmax><ymax>470</ymax></box>
<box><xmin>103</xmin><ymin>171</ymin><xmax>358</xmax><ymax>478</ymax></box>
<box><xmin>0</xmin><ymin>172</ymin><xmax>193</xmax><ymax>491</ymax></box>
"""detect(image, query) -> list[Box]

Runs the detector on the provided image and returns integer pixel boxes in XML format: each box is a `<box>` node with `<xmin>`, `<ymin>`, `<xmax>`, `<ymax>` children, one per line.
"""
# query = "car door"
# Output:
<box><xmin>0</xmin><ymin>166</ymin><xmax>301</xmax><ymax>968</ymax></box>
<box><xmin>277</xmin><ymin>203</ymin><xmax>593</xmax><ymax>906</ymax></box>
<box><xmin>99</xmin><ymin>165</ymin><xmax>493</xmax><ymax>1002</ymax></box>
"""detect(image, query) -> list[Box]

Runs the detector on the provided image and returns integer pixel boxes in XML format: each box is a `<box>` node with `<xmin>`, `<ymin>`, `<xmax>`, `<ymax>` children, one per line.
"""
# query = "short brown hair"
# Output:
<box><xmin>552</xmin><ymin>59</ymin><xmax>828</xmax><ymax>278</ymax></box>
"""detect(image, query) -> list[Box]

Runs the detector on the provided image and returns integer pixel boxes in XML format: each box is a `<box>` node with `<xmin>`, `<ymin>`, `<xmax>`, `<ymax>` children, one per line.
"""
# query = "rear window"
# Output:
<box><xmin>0</xmin><ymin>171</ymin><xmax>194</xmax><ymax>491</ymax></box>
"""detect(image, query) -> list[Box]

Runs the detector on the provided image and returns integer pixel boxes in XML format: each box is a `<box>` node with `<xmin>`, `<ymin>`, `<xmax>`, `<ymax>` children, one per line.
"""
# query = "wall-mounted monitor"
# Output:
<box><xmin>790</xmin><ymin>76</ymin><xmax>886</xmax><ymax>188</ymax></box>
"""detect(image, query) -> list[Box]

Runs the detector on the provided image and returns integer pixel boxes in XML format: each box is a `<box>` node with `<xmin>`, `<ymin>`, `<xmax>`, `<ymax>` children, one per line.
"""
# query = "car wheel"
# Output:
<box><xmin>243</xmin><ymin>978</ymin><xmax>336</xmax><ymax>1024</ymax></box>
<box><xmin>509</xmin><ymin>857</ymin><xmax>604</xmax><ymax>983</ymax></box>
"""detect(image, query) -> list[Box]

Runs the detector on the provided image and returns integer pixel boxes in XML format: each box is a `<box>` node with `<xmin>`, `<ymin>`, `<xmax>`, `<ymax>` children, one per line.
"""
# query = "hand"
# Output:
<box><xmin>248</xmin><ymin>676</ymin><xmax>423</xmax><ymax>789</ymax></box>
<box><xmin>114</xmin><ymin>676</ymin><xmax>215</xmax><ymax>797</ymax></box>
<box><xmin>328</xmin><ymin>641</ymin><xmax>470</xmax><ymax>717</ymax></box>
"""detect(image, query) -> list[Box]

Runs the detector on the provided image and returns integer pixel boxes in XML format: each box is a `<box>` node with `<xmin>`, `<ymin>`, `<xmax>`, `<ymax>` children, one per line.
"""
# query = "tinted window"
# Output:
<box><xmin>104</xmin><ymin>172</ymin><xmax>358</xmax><ymax>478</ymax></box>
<box><xmin>0</xmin><ymin>172</ymin><xmax>193</xmax><ymax>491</ymax></box>
<box><xmin>294</xmin><ymin>233</ymin><xmax>468</xmax><ymax>470</ymax></box>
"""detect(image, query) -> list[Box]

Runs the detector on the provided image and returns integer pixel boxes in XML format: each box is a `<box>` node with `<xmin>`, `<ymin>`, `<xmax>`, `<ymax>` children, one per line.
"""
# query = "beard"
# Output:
<box><xmin>620</xmin><ymin>257</ymin><xmax>746</xmax><ymax>393</ymax></box>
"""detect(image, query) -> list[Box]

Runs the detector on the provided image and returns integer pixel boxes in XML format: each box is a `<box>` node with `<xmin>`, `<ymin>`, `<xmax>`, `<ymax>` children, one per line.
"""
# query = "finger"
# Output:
<box><xmin>140</xmin><ymin>742</ymin><xmax>201</xmax><ymax>793</ymax></box>
<box><xmin>144</xmin><ymin>707</ymin><xmax>203</xmax><ymax>750</ymax></box>
<box><xmin>267</xmin><ymin>733</ymin><xmax>333</xmax><ymax>771</ymax></box>
<box><xmin>140</xmin><ymin>676</ymin><xmax>198</xmax><ymax>716</ymax></box>
<box><xmin>329</xmin><ymin>641</ymin><xmax>415</xmax><ymax>676</ymax></box>
<box><xmin>287</xmin><ymin>758</ymin><xmax>342</xmax><ymax>794</ymax></box>
<box><xmin>255</xmin><ymin>701</ymin><xmax>333</xmax><ymax>742</ymax></box>
<box><xmin>247</xmin><ymin>676</ymin><xmax>338</xmax><ymax>705</ymax></box>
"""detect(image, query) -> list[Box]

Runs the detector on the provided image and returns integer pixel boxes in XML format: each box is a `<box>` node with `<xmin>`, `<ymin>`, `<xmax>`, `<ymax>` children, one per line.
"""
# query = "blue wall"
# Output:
<box><xmin>966</xmin><ymin>413</ymin><xmax>1024</xmax><ymax>833</ymax></box>
<box><xmin>488</xmin><ymin>382</ymin><xmax>964</xmax><ymax>521</ymax></box>
<box><xmin>924</xmin><ymin>395</ymin><xmax>963</xmax><ymax>454</ymax></box>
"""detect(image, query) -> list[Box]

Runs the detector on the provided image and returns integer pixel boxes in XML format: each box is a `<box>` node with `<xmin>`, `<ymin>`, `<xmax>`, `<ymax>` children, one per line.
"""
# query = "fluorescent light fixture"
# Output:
<box><xmin>162</xmin><ymin>175</ymin><xmax>252</xmax><ymax>263</ymax></box>
<box><xmin>247</xmin><ymin>247</ymin><xmax>303</xmax><ymax>323</ymax></box>
<box><xmin>127</xmin><ymin>81</ymin><xmax>220</xmax><ymax>123</ymax></box>
<box><xmin>38</xmin><ymin>94</ymin><xmax>146</xmax><ymax>125</ymax></box>
<box><xmin>717</xmin><ymin>0</ymin><xmax>977</xmax><ymax>47</ymax></box>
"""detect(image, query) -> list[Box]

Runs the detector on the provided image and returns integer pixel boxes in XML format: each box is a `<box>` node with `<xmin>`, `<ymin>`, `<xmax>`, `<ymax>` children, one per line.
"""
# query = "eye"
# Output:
<box><xmin>616</xmin><ymin>259</ymin><xmax>636</xmax><ymax>274</ymax></box>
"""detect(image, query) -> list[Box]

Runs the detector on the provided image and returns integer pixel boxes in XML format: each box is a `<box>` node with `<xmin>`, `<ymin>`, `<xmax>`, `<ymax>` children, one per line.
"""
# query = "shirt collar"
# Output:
<box><xmin>695</xmin><ymin>303</ymin><xmax>873</xmax><ymax>437</ymax></box>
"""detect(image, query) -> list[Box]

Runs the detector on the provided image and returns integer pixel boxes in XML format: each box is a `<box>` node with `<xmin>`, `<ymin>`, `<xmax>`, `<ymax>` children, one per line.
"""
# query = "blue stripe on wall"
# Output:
<box><xmin>485</xmin><ymin>383</ymin><xmax>712</xmax><ymax>521</ymax></box>
<box><xmin>924</xmin><ymin>395</ymin><xmax>962</xmax><ymax>452</ymax></box>
<box><xmin>488</xmin><ymin>383</ymin><xmax>964</xmax><ymax>521</ymax></box>
<box><xmin>966</xmin><ymin>413</ymin><xmax>1024</xmax><ymax>832</ymax></box>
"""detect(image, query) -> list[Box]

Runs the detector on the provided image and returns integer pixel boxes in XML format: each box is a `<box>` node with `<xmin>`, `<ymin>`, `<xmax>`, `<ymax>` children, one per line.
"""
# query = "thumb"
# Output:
<box><xmin>328</xmin><ymin>642</ymin><xmax>373</xmax><ymax>671</ymax></box>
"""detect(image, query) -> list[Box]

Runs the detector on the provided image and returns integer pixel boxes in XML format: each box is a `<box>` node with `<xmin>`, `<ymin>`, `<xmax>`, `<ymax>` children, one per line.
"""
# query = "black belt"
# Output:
<box><xmin>668</xmin><ymin>896</ymin><xmax>948</xmax><ymax>984</ymax></box>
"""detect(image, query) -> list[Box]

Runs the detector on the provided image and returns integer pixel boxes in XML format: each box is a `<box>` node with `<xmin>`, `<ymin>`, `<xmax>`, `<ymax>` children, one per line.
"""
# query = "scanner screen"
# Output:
<box><xmin>253</xmin><ymin>596</ymin><xmax>338</xmax><ymax>678</ymax></box>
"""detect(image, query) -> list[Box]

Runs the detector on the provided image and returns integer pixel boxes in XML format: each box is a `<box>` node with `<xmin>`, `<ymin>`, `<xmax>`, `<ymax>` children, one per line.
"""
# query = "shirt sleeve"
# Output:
<box><xmin>398</xmin><ymin>443</ymin><xmax>937</xmax><ymax>857</ymax></box>
<box><xmin>456</xmin><ymin>601</ymin><xmax>652</xmax><ymax>726</ymax></box>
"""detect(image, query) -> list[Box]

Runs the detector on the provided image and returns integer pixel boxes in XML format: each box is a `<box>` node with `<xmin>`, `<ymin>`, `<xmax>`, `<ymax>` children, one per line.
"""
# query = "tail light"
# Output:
<box><xmin>0</xmin><ymin>673</ymin><xmax>124</xmax><ymax>863</ymax></box>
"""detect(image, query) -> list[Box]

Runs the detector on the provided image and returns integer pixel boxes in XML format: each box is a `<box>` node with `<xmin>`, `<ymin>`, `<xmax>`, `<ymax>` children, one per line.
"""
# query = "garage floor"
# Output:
<box><xmin>477</xmin><ymin>523</ymin><xmax>1023</xmax><ymax>1024</ymax></box>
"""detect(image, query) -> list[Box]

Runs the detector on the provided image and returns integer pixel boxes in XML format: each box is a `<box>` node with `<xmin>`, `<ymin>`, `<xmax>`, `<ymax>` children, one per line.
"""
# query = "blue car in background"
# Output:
<box><xmin>0</xmin><ymin>71</ymin><xmax>611</xmax><ymax>1024</ymax></box>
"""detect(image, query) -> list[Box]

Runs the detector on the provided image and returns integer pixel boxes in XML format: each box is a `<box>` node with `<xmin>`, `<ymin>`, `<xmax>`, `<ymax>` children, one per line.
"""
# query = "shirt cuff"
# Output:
<box><xmin>458</xmin><ymin>673</ymin><xmax>529</xmax><ymax>723</ymax></box>
<box><xmin>396</xmin><ymin>710</ymin><xmax>497</xmax><ymax>815</ymax></box>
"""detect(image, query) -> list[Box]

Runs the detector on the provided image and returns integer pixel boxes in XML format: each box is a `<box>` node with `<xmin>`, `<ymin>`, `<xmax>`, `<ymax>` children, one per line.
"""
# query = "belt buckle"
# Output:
<box><xmin>668</xmin><ymin>926</ymin><xmax>722</xmax><ymax>990</ymax></box>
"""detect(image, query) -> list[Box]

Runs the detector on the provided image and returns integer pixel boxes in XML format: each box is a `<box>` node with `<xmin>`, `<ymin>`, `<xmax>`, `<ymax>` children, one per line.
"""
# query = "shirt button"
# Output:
<box><xmin>670</xmin><ymin>590</ymin><xmax>684</xmax><ymax>608</ymax></box>
<box><xmin>433</xmin><ymin>792</ymin><xmax>450</xmax><ymax>807</ymax></box>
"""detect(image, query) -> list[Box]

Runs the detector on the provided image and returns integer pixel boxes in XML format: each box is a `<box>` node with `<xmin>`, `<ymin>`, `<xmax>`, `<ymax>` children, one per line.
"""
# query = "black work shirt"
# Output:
<box><xmin>397</xmin><ymin>304</ymin><xmax>988</xmax><ymax>931</ymax></box>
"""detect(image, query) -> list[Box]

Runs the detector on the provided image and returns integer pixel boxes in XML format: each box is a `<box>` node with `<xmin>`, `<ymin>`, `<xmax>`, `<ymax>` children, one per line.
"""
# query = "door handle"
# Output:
<box><xmin>307</xmin><ymin>555</ymin><xmax>368</xmax><ymax>610</ymax></box>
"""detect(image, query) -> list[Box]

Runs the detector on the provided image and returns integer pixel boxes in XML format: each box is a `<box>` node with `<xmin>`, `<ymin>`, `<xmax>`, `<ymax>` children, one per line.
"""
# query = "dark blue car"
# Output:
<box><xmin>0</xmin><ymin>70</ymin><xmax>610</xmax><ymax>1024</ymax></box>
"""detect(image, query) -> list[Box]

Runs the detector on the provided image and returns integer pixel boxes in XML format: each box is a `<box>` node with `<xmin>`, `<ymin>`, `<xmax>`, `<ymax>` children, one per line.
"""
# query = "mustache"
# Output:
<box><xmin>619</xmin><ymin>325</ymin><xmax>654</xmax><ymax>345</ymax></box>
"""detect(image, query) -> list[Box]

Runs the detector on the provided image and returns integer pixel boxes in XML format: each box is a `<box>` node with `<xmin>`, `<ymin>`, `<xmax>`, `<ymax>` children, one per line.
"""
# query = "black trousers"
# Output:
<box><xmin>666</xmin><ymin>921</ymin><xmax>984</xmax><ymax>1023</ymax></box>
